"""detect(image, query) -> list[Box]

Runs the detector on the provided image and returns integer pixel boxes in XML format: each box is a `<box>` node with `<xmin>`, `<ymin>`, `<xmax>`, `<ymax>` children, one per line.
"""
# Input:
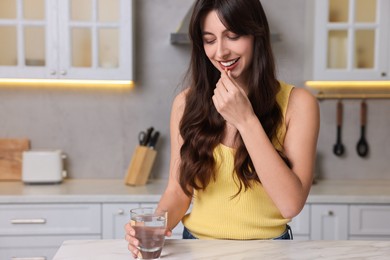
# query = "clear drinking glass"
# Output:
<box><xmin>130</xmin><ymin>208</ymin><xmax>167</xmax><ymax>260</ymax></box>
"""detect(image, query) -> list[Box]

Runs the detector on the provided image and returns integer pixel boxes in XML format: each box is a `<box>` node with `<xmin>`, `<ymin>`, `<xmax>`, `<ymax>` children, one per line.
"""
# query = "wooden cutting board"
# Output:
<box><xmin>0</xmin><ymin>139</ymin><xmax>30</xmax><ymax>181</ymax></box>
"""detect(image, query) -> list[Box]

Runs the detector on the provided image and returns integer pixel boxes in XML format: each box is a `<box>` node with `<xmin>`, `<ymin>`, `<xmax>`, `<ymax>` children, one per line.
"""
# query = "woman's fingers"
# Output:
<box><xmin>124</xmin><ymin>222</ymin><xmax>139</xmax><ymax>258</ymax></box>
<box><xmin>219</xmin><ymin>69</ymin><xmax>238</xmax><ymax>93</ymax></box>
<box><xmin>124</xmin><ymin>223</ymin><xmax>135</xmax><ymax>237</ymax></box>
<box><xmin>165</xmin><ymin>229</ymin><xmax>172</xmax><ymax>237</ymax></box>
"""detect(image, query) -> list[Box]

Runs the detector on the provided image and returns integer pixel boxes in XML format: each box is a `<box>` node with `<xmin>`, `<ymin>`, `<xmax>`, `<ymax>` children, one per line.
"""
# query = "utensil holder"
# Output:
<box><xmin>124</xmin><ymin>145</ymin><xmax>157</xmax><ymax>186</ymax></box>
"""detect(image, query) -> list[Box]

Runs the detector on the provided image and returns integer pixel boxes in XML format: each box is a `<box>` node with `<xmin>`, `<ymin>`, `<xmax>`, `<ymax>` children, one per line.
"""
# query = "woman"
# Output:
<box><xmin>126</xmin><ymin>0</ymin><xmax>319</xmax><ymax>255</ymax></box>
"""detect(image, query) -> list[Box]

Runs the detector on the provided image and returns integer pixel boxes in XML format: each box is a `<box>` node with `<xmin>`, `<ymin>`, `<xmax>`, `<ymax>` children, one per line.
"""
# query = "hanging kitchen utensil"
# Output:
<box><xmin>356</xmin><ymin>100</ymin><xmax>369</xmax><ymax>157</ymax></box>
<box><xmin>333</xmin><ymin>100</ymin><xmax>345</xmax><ymax>156</ymax></box>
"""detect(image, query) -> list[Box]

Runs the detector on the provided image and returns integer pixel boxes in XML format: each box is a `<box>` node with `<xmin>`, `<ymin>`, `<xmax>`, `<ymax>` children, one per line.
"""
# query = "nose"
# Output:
<box><xmin>215</xmin><ymin>39</ymin><xmax>230</xmax><ymax>60</ymax></box>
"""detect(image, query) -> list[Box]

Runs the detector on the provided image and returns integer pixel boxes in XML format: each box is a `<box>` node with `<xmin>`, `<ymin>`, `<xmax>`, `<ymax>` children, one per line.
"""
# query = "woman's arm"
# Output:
<box><xmin>157</xmin><ymin>90</ymin><xmax>192</xmax><ymax>231</ymax></box>
<box><xmin>125</xmin><ymin>91</ymin><xmax>191</xmax><ymax>258</ymax></box>
<box><xmin>213</xmin><ymin>71</ymin><xmax>319</xmax><ymax>219</ymax></box>
<box><xmin>239</xmin><ymin>88</ymin><xmax>319</xmax><ymax>219</ymax></box>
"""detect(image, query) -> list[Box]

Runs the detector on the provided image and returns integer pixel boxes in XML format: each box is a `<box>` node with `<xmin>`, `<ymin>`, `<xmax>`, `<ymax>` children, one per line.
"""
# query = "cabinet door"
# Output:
<box><xmin>0</xmin><ymin>0</ymin><xmax>133</xmax><ymax>81</ymax></box>
<box><xmin>0</xmin><ymin>0</ymin><xmax>48</xmax><ymax>78</ymax></box>
<box><xmin>350</xmin><ymin>205</ymin><xmax>390</xmax><ymax>237</ymax></box>
<box><xmin>310</xmin><ymin>204</ymin><xmax>348</xmax><ymax>240</ymax></box>
<box><xmin>102</xmin><ymin>203</ymin><xmax>139</xmax><ymax>239</ymax></box>
<box><xmin>57</xmin><ymin>0</ymin><xmax>133</xmax><ymax>80</ymax></box>
<box><xmin>313</xmin><ymin>0</ymin><xmax>389</xmax><ymax>80</ymax></box>
<box><xmin>289</xmin><ymin>204</ymin><xmax>310</xmax><ymax>240</ymax></box>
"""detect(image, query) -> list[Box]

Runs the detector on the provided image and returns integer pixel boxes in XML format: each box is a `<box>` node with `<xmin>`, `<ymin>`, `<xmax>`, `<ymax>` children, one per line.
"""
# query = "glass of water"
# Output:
<box><xmin>130</xmin><ymin>207</ymin><xmax>167</xmax><ymax>260</ymax></box>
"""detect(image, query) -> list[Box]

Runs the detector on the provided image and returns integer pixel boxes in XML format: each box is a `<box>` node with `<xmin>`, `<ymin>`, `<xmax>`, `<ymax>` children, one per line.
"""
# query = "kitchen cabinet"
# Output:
<box><xmin>0</xmin><ymin>0</ymin><xmax>133</xmax><ymax>81</ymax></box>
<box><xmin>310</xmin><ymin>204</ymin><xmax>349</xmax><ymax>240</ymax></box>
<box><xmin>310</xmin><ymin>0</ymin><xmax>390</xmax><ymax>81</ymax></box>
<box><xmin>349</xmin><ymin>205</ymin><xmax>390</xmax><ymax>240</ymax></box>
<box><xmin>0</xmin><ymin>203</ymin><xmax>101</xmax><ymax>260</ymax></box>
<box><xmin>307</xmin><ymin>203</ymin><xmax>390</xmax><ymax>241</ymax></box>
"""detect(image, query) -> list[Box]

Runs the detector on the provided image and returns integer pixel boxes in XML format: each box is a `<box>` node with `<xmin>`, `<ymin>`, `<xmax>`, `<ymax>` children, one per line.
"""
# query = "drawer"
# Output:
<box><xmin>0</xmin><ymin>204</ymin><xmax>101</xmax><ymax>235</ymax></box>
<box><xmin>0</xmin><ymin>235</ymin><xmax>101</xmax><ymax>260</ymax></box>
<box><xmin>350</xmin><ymin>205</ymin><xmax>390</xmax><ymax>236</ymax></box>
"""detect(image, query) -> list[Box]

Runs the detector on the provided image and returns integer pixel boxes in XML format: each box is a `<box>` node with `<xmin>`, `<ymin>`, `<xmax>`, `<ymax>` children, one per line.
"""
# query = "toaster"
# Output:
<box><xmin>22</xmin><ymin>150</ymin><xmax>67</xmax><ymax>184</ymax></box>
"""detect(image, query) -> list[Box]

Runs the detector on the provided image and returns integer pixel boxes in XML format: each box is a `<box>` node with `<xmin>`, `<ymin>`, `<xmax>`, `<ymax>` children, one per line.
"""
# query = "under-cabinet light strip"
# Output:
<box><xmin>305</xmin><ymin>81</ymin><xmax>390</xmax><ymax>90</ymax></box>
<box><xmin>0</xmin><ymin>79</ymin><xmax>134</xmax><ymax>89</ymax></box>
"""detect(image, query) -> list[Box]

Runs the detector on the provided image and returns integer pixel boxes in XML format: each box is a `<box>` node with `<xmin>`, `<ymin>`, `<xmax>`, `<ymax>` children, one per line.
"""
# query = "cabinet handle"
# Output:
<box><xmin>50</xmin><ymin>70</ymin><xmax>56</xmax><ymax>75</ymax></box>
<box><xmin>60</xmin><ymin>70</ymin><xmax>67</xmax><ymax>76</ymax></box>
<box><xmin>11</xmin><ymin>257</ymin><xmax>46</xmax><ymax>260</ymax></box>
<box><xmin>328</xmin><ymin>211</ymin><xmax>334</xmax><ymax>216</ymax></box>
<box><xmin>11</xmin><ymin>218</ymin><xmax>46</xmax><ymax>224</ymax></box>
<box><xmin>117</xmin><ymin>209</ymin><xmax>125</xmax><ymax>215</ymax></box>
<box><xmin>382</xmin><ymin>72</ymin><xmax>387</xmax><ymax>77</ymax></box>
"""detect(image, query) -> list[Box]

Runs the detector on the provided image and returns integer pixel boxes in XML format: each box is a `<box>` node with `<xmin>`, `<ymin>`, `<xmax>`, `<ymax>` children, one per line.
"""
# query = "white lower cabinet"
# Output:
<box><xmin>310</xmin><ymin>204</ymin><xmax>348</xmax><ymax>240</ymax></box>
<box><xmin>2</xmin><ymin>200</ymin><xmax>390</xmax><ymax>258</ymax></box>
<box><xmin>349</xmin><ymin>205</ymin><xmax>390</xmax><ymax>241</ymax></box>
<box><xmin>0</xmin><ymin>203</ymin><xmax>101</xmax><ymax>260</ymax></box>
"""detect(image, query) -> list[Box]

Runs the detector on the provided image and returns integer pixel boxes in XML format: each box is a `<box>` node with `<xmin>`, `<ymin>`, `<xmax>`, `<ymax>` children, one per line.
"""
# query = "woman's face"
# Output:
<box><xmin>201</xmin><ymin>10</ymin><xmax>254</xmax><ymax>85</ymax></box>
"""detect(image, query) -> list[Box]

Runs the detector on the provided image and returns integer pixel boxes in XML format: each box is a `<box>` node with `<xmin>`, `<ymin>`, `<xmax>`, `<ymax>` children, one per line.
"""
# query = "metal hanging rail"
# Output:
<box><xmin>316</xmin><ymin>92</ymin><xmax>390</xmax><ymax>100</ymax></box>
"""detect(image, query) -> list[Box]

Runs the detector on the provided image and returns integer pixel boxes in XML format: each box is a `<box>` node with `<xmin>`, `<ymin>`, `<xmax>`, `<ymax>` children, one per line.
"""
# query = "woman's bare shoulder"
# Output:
<box><xmin>172</xmin><ymin>88</ymin><xmax>189</xmax><ymax>112</ymax></box>
<box><xmin>286</xmin><ymin>87</ymin><xmax>319</xmax><ymax>124</ymax></box>
<box><xmin>291</xmin><ymin>87</ymin><xmax>317</xmax><ymax>104</ymax></box>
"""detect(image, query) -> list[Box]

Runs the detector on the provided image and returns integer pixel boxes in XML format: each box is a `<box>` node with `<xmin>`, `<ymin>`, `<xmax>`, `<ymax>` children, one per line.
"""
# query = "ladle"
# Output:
<box><xmin>333</xmin><ymin>100</ymin><xmax>345</xmax><ymax>156</ymax></box>
<box><xmin>356</xmin><ymin>100</ymin><xmax>369</xmax><ymax>157</ymax></box>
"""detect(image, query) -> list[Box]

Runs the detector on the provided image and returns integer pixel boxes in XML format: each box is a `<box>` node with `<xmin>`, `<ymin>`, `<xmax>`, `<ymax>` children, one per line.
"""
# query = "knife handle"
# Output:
<box><xmin>148</xmin><ymin>131</ymin><xmax>160</xmax><ymax>149</ymax></box>
<box><xmin>142</xmin><ymin>127</ymin><xmax>154</xmax><ymax>146</ymax></box>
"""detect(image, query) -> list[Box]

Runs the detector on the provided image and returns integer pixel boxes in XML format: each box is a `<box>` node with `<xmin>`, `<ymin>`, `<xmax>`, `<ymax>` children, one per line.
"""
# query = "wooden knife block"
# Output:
<box><xmin>124</xmin><ymin>145</ymin><xmax>157</xmax><ymax>186</ymax></box>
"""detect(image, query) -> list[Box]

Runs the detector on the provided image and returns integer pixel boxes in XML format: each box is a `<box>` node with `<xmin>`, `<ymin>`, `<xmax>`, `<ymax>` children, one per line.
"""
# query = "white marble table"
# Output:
<box><xmin>53</xmin><ymin>239</ymin><xmax>390</xmax><ymax>260</ymax></box>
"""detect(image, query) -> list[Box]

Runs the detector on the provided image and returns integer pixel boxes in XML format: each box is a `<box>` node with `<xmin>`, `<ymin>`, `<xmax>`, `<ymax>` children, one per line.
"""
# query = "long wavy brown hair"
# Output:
<box><xmin>179</xmin><ymin>0</ymin><xmax>288</xmax><ymax>197</ymax></box>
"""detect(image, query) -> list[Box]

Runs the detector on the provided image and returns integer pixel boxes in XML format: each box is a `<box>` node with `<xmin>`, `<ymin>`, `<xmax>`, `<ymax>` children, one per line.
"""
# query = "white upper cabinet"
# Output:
<box><xmin>0</xmin><ymin>0</ymin><xmax>133</xmax><ymax>81</ymax></box>
<box><xmin>311</xmin><ymin>0</ymin><xmax>389</xmax><ymax>81</ymax></box>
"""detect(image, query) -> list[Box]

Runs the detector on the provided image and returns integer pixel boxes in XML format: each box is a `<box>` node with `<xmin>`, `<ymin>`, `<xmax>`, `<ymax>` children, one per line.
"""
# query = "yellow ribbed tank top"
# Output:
<box><xmin>182</xmin><ymin>81</ymin><xmax>294</xmax><ymax>239</ymax></box>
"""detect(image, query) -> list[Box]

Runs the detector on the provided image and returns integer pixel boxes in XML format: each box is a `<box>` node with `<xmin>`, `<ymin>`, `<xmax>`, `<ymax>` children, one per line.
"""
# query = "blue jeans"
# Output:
<box><xmin>183</xmin><ymin>226</ymin><xmax>198</xmax><ymax>239</ymax></box>
<box><xmin>273</xmin><ymin>225</ymin><xmax>293</xmax><ymax>240</ymax></box>
<box><xmin>182</xmin><ymin>225</ymin><xmax>293</xmax><ymax>240</ymax></box>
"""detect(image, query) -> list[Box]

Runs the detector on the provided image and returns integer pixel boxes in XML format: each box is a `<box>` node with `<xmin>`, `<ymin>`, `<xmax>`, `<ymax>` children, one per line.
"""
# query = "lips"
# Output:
<box><xmin>219</xmin><ymin>58</ymin><xmax>240</xmax><ymax>70</ymax></box>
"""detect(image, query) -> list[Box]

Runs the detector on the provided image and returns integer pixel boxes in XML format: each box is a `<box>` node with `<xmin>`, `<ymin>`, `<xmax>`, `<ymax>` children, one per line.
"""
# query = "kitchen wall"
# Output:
<box><xmin>0</xmin><ymin>0</ymin><xmax>389</xmax><ymax>181</ymax></box>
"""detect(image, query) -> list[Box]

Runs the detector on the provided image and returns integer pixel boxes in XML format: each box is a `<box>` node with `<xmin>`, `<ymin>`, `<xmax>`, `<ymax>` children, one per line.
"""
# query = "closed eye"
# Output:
<box><xmin>203</xmin><ymin>36</ymin><xmax>216</xmax><ymax>45</ymax></box>
<box><xmin>204</xmin><ymin>39</ymin><xmax>215</xmax><ymax>44</ymax></box>
<box><xmin>227</xmin><ymin>34</ymin><xmax>240</xmax><ymax>40</ymax></box>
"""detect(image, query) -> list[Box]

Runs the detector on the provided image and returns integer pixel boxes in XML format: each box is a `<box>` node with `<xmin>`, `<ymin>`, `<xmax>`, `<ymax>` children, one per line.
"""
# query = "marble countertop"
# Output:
<box><xmin>53</xmin><ymin>239</ymin><xmax>390</xmax><ymax>260</ymax></box>
<box><xmin>1</xmin><ymin>178</ymin><xmax>390</xmax><ymax>204</ymax></box>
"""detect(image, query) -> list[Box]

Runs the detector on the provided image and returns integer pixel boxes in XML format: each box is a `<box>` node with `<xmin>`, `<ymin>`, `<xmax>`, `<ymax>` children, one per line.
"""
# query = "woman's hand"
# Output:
<box><xmin>124</xmin><ymin>222</ymin><xmax>173</xmax><ymax>259</ymax></box>
<box><xmin>124</xmin><ymin>222</ymin><xmax>139</xmax><ymax>259</ymax></box>
<box><xmin>212</xmin><ymin>70</ymin><xmax>255</xmax><ymax>128</ymax></box>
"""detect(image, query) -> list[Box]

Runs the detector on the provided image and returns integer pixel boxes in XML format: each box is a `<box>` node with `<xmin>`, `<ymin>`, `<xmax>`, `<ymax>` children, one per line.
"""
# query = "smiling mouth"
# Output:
<box><xmin>220</xmin><ymin>58</ymin><xmax>240</xmax><ymax>68</ymax></box>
